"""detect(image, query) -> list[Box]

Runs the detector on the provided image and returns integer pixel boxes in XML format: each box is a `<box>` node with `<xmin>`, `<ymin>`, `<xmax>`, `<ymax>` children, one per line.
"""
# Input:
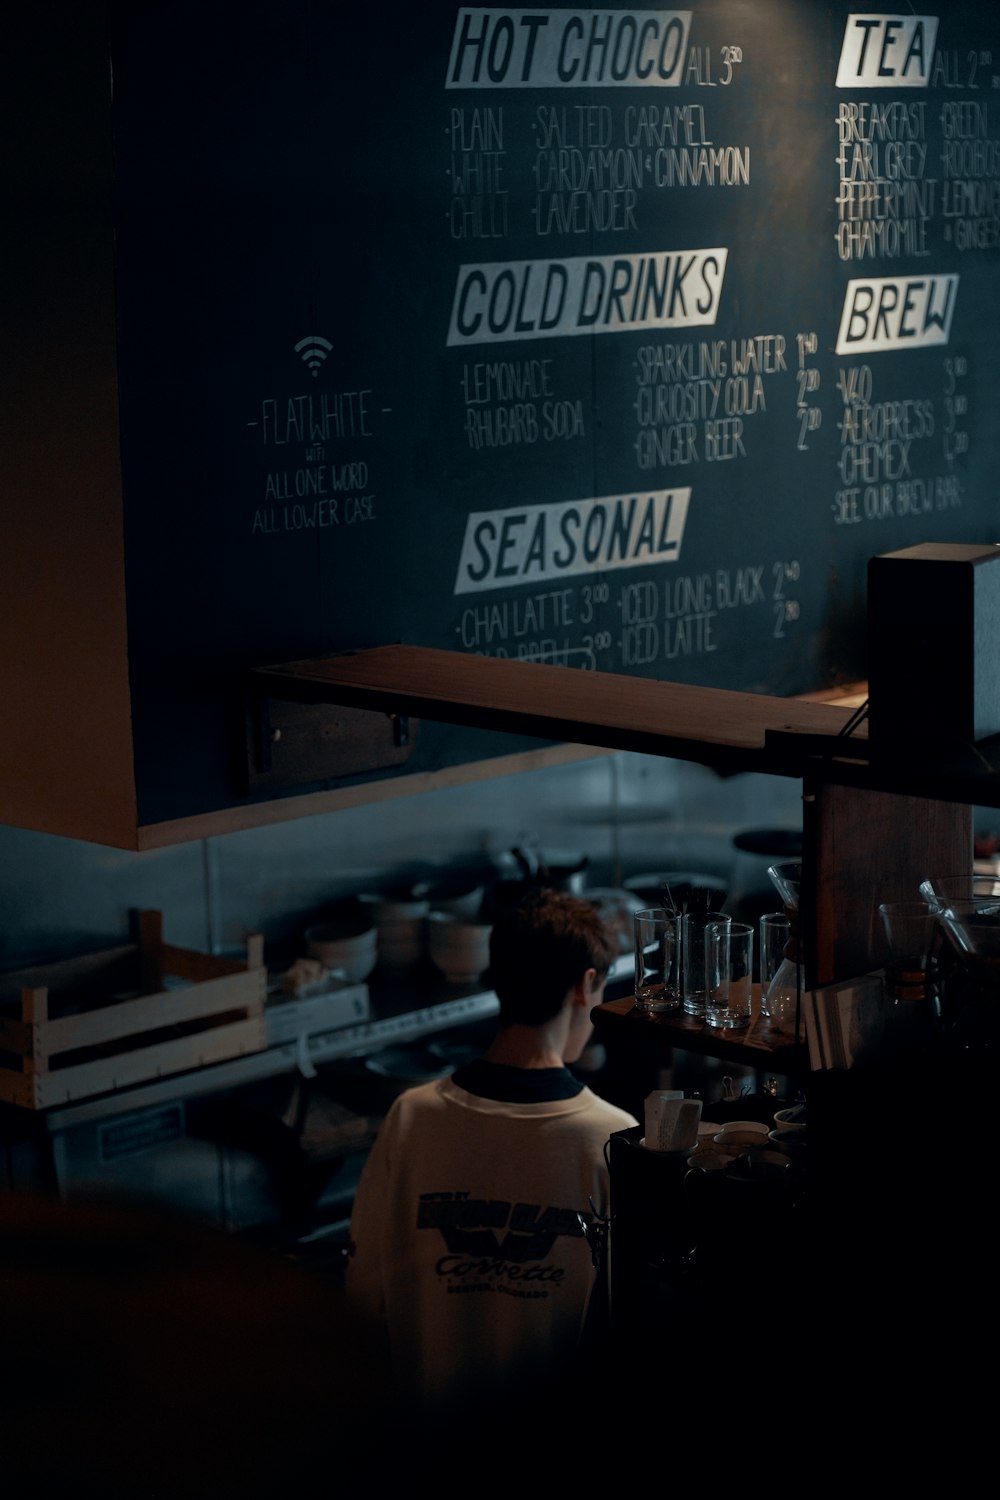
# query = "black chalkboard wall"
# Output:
<box><xmin>107</xmin><ymin>2</ymin><xmax>1000</xmax><ymax>823</ymax></box>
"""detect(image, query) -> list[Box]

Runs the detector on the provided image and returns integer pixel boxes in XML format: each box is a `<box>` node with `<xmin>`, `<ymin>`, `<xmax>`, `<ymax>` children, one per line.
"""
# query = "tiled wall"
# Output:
<box><xmin>0</xmin><ymin>751</ymin><xmax>804</xmax><ymax>970</ymax></box>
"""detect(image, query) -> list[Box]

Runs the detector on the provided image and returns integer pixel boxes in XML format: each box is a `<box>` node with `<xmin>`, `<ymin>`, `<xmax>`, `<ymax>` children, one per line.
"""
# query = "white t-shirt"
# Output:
<box><xmin>345</xmin><ymin>1065</ymin><xmax>637</xmax><ymax>1411</ymax></box>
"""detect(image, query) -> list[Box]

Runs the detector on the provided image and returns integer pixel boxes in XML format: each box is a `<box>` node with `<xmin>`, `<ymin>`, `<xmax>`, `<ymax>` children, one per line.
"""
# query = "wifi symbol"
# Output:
<box><xmin>294</xmin><ymin>334</ymin><xmax>332</xmax><ymax>377</ymax></box>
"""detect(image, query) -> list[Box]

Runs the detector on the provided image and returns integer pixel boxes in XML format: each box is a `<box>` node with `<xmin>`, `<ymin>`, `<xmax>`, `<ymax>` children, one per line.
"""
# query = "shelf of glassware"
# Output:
<box><xmin>248</xmin><ymin>647</ymin><xmax>976</xmax><ymax>989</ymax></box>
<box><xmin>593</xmin><ymin>986</ymin><xmax>803</xmax><ymax>1073</ymax></box>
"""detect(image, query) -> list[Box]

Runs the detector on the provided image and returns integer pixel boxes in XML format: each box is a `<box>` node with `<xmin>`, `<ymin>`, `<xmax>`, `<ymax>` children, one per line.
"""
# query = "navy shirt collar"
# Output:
<box><xmin>450</xmin><ymin>1058</ymin><xmax>584</xmax><ymax>1103</ymax></box>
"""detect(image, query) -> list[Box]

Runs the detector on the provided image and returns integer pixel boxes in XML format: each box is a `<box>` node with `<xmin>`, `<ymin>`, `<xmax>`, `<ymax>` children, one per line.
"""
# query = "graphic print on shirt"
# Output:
<box><xmin>417</xmin><ymin>1190</ymin><xmax>589</xmax><ymax>1291</ymax></box>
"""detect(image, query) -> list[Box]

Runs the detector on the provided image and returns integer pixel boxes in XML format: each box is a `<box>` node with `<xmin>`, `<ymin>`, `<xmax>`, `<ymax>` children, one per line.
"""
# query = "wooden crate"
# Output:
<box><xmin>0</xmin><ymin>911</ymin><xmax>267</xmax><ymax>1109</ymax></box>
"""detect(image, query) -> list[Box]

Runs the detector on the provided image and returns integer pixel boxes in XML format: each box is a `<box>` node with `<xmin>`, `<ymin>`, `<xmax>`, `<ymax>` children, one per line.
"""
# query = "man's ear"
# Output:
<box><xmin>580</xmin><ymin>967</ymin><xmax>602</xmax><ymax>1003</ymax></box>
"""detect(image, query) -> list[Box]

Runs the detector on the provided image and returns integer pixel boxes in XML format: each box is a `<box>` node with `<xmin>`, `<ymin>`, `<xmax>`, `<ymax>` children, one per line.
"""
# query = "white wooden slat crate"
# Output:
<box><xmin>0</xmin><ymin>910</ymin><xmax>267</xmax><ymax>1109</ymax></box>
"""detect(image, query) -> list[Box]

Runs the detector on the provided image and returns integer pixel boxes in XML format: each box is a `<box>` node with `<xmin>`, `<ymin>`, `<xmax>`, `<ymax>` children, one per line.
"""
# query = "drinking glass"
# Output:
<box><xmin>680</xmin><ymin>910</ymin><xmax>730</xmax><ymax>1018</ymax></box>
<box><xmin>705</xmin><ymin>921</ymin><xmax>754</xmax><ymax>1030</ymax></box>
<box><xmin>633</xmin><ymin>908</ymin><xmax>680</xmax><ymax>1013</ymax></box>
<box><xmin>764</xmin><ymin>861</ymin><xmax>805</xmax><ymax>1033</ymax></box>
<box><xmin>876</xmin><ymin>900</ymin><xmax>940</xmax><ymax>1001</ymax></box>
<box><xmin>759</xmin><ymin>911</ymin><xmax>791</xmax><ymax>1017</ymax></box>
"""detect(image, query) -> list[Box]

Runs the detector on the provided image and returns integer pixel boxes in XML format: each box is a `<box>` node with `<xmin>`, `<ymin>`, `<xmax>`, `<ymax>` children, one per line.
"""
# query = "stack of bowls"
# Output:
<box><xmin>359</xmin><ymin>890</ymin><xmax>430</xmax><ymax>975</ymax></box>
<box><xmin>426</xmin><ymin>910</ymin><xmax>493</xmax><ymax>985</ymax></box>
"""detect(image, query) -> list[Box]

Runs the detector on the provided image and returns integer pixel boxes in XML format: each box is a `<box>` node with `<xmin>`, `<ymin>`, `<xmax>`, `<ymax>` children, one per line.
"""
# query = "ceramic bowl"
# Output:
<box><xmin>358</xmin><ymin>891</ymin><xmax>431</xmax><ymax>926</ymax></box>
<box><xmin>769</xmin><ymin>1127</ymin><xmax>807</xmax><ymax>1156</ymax></box>
<box><xmin>375</xmin><ymin>930</ymin><xmax>425</xmax><ymax>973</ymax></box>
<box><xmin>713</xmin><ymin>1129</ymin><xmax>766</xmax><ymax>1151</ymax></box>
<box><xmin>359</xmin><ymin>892</ymin><xmax>429</xmax><ymax>973</ymax></box>
<box><xmin>723</xmin><ymin>1149</ymin><xmax>790</xmax><ymax>1184</ymax></box>
<box><xmin>716</xmin><ymin>1118</ymin><xmax>770</xmax><ymax>1139</ymax></box>
<box><xmin>305</xmin><ymin>921</ymin><xmax>378</xmax><ymax>982</ymax></box>
<box><xmin>412</xmin><ymin>875</ymin><xmax>486</xmax><ymax>920</ymax></box>
<box><xmin>426</xmin><ymin>911</ymin><xmax>492</xmax><ymax>984</ymax></box>
<box><xmin>685</xmin><ymin>1148</ymin><xmax>729</xmax><ymax>1172</ymax></box>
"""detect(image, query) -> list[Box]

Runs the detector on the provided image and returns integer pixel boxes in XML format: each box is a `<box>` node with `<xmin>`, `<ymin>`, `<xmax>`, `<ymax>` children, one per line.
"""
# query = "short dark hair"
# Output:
<box><xmin>487</xmin><ymin>888</ymin><xmax>616</xmax><ymax>1027</ymax></box>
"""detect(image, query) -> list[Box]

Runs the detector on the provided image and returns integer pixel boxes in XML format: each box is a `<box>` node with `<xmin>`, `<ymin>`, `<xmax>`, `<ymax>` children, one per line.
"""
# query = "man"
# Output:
<box><xmin>344</xmin><ymin>887</ymin><xmax>638</xmax><ymax>1420</ymax></box>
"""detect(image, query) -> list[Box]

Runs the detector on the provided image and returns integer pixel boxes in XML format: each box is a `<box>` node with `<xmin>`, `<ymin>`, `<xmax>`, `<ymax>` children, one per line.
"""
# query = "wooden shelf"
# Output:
<box><xmin>593</xmin><ymin>992</ymin><xmax>804</xmax><ymax>1074</ymax></box>
<box><xmin>249</xmin><ymin>647</ymin><xmax>977</xmax><ymax>991</ymax></box>
<box><xmin>249</xmin><ymin>645</ymin><xmax>1000</xmax><ymax>806</ymax></box>
<box><xmin>250</xmin><ymin>645</ymin><xmax>864</xmax><ymax>778</ymax></box>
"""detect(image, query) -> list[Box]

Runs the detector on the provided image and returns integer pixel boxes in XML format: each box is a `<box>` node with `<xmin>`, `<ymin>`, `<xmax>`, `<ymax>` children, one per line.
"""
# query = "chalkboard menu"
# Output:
<box><xmin>106</xmin><ymin>3</ymin><xmax>1000</xmax><ymax>823</ymax></box>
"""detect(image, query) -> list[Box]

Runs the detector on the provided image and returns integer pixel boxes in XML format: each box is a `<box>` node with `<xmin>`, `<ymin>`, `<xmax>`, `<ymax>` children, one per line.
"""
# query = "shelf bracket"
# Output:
<box><xmin>239</xmin><ymin>686</ymin><xmax>419</xmax><ymax>794</ymax></box>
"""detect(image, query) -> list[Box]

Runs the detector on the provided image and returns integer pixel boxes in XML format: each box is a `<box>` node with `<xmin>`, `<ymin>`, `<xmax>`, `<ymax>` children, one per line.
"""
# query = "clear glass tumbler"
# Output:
<box><xmin>705</xmin><ymin>920</ymin><xmax>754</xmax><ymax>1030</ymax></box>
<box><xmin>633</xmin><ymin>908</ymin><xmax>680</xmax><ymax>1013</ymax></box>
<box><xmin>680</xmin><ymin>910</ymin><xmax>730</xmax><ymax>1018</ymax></box>
<box><xmin>759</xmin><ymin>911</ymin><xmax>791</xmax><ymax>1018</ymax></box>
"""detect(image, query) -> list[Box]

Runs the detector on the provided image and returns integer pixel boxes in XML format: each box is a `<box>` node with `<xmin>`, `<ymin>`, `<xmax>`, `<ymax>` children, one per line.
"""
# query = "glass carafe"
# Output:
<box><xmin>764</xmin><ymin>861</ymin><xmax>805</xmax><ymax>1034</ymax></box>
